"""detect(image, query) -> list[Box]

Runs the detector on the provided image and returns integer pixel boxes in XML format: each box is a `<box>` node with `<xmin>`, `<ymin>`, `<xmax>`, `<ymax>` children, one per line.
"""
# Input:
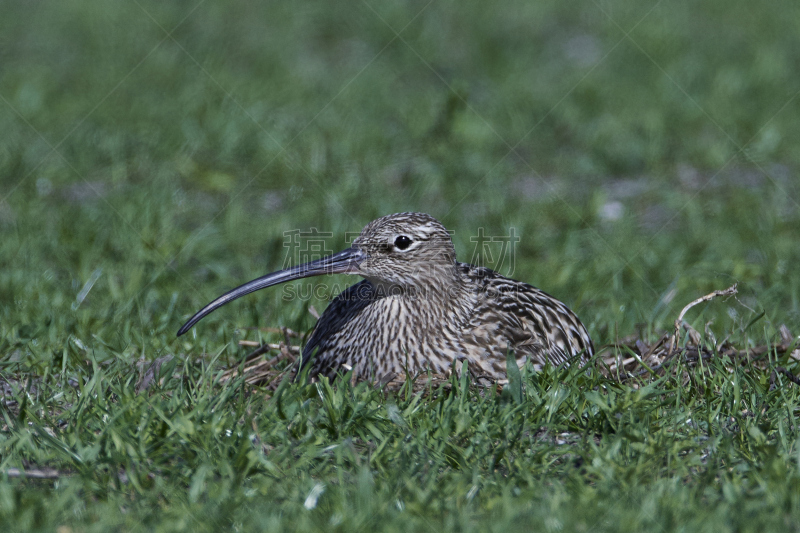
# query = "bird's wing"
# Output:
<box><xmin>301</xmin><ymin>279</ymin><xmax>375</xmax><ymax>370</ymax></box>
<box><xmin>458</xmin><ymin>263</ymin><xmax>593</xmax><ymax>368</ymax></box>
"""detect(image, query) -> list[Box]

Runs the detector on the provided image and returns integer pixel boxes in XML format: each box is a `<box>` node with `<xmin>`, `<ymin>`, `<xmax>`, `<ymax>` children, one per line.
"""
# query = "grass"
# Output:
<box><xmin>1</xmin><ymin>0</ymin><xmax>800</xmax><ymax>530</ymax></box>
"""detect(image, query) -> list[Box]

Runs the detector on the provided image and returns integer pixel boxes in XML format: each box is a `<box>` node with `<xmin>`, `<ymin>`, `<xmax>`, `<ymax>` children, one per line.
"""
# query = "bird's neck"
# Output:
<box><xmin>367</xmin><ymin>266</ymin><xmax>470</xmax><ymax>317</ymax></box>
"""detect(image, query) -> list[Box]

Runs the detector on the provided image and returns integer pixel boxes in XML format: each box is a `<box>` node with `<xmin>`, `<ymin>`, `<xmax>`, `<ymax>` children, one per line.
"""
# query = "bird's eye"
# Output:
<box><xmin>393</xmin><ymin>235</ymin><xmax>413</xmax><ymax>251</ymax></box>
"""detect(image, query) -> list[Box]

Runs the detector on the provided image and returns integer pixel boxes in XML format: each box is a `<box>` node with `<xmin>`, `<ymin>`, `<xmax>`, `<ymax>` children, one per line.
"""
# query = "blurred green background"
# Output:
<box><xmin>2</xmin><ymin>1</ymin><xmax>800</xmax><ymax>530</ymax></box>
<box><xmin>2</xmin><ymin>0</ymin><xmax>799</xmax><ymax>353</ymax></box>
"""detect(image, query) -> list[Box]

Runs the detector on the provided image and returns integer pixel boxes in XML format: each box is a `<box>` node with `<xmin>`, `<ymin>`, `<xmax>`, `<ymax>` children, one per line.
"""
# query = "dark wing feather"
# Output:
<box><xmin>302</xmin><ymin>279</ymin><xmax>375</xmax><ymax>373</ymax></box>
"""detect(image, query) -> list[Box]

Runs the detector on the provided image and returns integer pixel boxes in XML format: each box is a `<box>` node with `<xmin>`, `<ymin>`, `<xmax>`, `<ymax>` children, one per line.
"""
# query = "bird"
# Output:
<box><xmin>177</xmin><ymin>212</ymin><xmax>593</xmax><ymax>382</ymax></box>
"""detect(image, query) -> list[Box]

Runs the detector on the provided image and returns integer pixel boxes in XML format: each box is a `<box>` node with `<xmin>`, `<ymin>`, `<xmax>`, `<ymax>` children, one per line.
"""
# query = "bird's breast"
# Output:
<box><xmin>307</xmin><ymin>291</ymin><xmax>471</xmax><ymax>380</ymax></box>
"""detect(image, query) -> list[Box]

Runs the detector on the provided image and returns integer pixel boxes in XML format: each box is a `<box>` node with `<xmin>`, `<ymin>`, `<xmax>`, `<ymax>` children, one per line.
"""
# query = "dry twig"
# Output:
<box><xmin>669</xmin><ymin>283</ymin><xmax>738</xmax><ymax>353</ymax></box>
<box><xmin>3</xmin><ymin>467</ymin><xmax>66</xmax><ymax>479</ymax></box>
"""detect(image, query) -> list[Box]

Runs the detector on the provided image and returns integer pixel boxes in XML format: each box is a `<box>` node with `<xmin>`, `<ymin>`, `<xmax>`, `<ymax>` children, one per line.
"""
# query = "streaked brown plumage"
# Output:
<box><xmin>178</xmin><ymin>213</ymin><xmax>593</xmax><ymax>382</ymax></box>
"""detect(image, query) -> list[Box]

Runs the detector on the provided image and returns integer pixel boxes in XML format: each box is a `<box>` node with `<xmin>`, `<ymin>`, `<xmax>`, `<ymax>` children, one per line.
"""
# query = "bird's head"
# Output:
<box><xmin>176</xmin><ymin>212</ymin><xmax>457</xmax><ymax>336</ymax></box>
<box><xmin>352</xmin><ymin>212</ymin><xmax>457</xmax><ymax>291</ymax></box>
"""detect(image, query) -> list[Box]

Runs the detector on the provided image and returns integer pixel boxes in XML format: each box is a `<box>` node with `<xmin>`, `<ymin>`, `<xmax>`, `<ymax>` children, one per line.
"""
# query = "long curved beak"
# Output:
<box><xmin>177</xmin><ymin>247</ymin><xmax>365</xmax><ymax>336</ymax></box>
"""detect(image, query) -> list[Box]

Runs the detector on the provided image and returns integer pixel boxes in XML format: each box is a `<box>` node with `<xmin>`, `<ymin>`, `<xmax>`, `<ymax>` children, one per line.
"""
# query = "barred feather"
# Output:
<box><xmin>303</xmin><ymin>213</ymin><xmax>593</xmax><ymax>381</ymax></box>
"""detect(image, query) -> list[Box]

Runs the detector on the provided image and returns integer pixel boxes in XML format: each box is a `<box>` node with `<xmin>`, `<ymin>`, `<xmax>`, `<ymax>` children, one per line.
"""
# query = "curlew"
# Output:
<box><xmin>178</xmin><ymin>213</ymin><xmax>593</xmax><ymax>381</ymax></box>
